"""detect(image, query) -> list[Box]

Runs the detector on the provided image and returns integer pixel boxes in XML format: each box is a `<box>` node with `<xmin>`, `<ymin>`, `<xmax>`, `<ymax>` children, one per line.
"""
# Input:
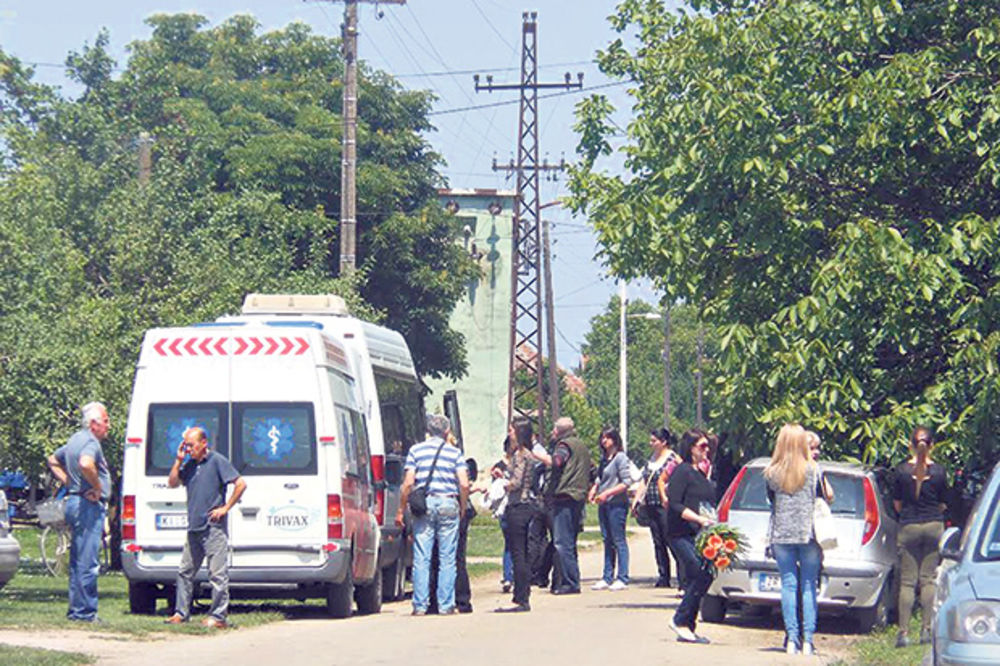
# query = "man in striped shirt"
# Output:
<box><xmin>396</xmin><ymin>414</ymin><xmax>469</xmax><ymax>615</ymax></box>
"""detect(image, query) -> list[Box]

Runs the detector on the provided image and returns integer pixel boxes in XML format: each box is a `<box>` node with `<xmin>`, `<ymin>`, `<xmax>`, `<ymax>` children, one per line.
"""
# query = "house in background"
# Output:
<box><xmin>425</xmin><ymin>188</ymin><xmax>516</xmax><ymax>467</ymax></box>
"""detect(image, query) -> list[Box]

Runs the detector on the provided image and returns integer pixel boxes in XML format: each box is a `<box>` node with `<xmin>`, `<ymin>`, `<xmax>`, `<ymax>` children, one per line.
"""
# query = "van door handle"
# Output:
<box><xmin>240</xmin><ymin>506</ymin><xmax>259</xmax><ymax>517</ymax></box>
<box><xmin>284</xmin><ymin>483</ymin><xmax>299</xmax><ymax>490</ymax></box>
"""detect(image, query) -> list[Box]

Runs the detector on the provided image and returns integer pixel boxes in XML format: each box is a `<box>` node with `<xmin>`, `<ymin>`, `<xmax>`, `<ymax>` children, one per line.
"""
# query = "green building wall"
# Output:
<box><xmin>427</xmin><ymin>188</ymin><xmax>516</xmax><ymax>470</ymax></box>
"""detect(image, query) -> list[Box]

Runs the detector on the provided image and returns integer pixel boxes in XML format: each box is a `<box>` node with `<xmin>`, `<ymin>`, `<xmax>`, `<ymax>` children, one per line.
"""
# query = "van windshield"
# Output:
<box><xmin>731</xmin><ymin>466</ymin><xmax>865</xmax><ymax>518</ymax></box>
<box><xmin>233</xmin><ymin>403</ymin><xmax>317</xmax><ymax>475</ymax></box>
<box><xmin>146</xmin><ymin>403</ymin><xmax>227</xmax><ymax>476</ymax></box>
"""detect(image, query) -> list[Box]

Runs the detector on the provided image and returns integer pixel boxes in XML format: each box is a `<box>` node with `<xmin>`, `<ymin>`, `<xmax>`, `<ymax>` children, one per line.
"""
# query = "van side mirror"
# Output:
<box><xmin>385</xmin><ymin>458</ymin><xmax>404</xmax><ymax>486</ymax></box>
<box><xmin>939</xmin><ymin>526</ymin><xmax>962</xmax><ymax>560</ymax></box>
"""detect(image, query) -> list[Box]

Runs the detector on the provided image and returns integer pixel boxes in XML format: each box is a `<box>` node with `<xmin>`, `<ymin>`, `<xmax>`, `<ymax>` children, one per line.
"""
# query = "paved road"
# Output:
<box><xmin>0</xmin><ymin>531</ymin><xmax>862</xmax><ymax>665</ymax></box>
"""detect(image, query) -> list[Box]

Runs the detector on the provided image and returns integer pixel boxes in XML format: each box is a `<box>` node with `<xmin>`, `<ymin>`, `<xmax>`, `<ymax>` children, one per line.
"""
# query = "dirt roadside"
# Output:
<box><xmin>0</xmin><ymin>531</ymin><xmax>863</xmax><ymax>665</ymax></box>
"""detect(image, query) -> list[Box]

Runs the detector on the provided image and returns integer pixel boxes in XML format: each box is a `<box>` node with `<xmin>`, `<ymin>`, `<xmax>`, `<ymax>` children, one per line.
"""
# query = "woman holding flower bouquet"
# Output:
<box><xmin>666</xmin><ymin>430</ymin><xmax>717</xmax><ymax>644</ymax></box>
<box><xmin>765</xmin><ymin>423</ymin><xmax>831</xmax><ymax>656</ymax></box>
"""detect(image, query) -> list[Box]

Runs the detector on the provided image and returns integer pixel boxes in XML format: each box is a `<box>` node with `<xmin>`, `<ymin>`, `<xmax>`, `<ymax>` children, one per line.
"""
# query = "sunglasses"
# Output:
<box><xmin>696</xmin><ymin>442</ymin><xmax>710</xmax><ymax>450</ymax></box>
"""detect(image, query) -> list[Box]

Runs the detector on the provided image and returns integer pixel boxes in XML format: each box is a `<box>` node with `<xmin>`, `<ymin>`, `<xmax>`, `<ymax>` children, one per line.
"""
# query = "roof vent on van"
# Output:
<box><xmin>241</xmin><ymin>293</ymin><xmax>350</xmax><ymax>316</ymax></box>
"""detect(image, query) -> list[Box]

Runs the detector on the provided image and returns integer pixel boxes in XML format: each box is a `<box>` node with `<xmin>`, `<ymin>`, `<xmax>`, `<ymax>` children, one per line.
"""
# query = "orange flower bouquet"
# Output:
<box><xmin>694</xmin><ymin>524</ymin><xmax>747</xmax><ymax>574</ymax></box>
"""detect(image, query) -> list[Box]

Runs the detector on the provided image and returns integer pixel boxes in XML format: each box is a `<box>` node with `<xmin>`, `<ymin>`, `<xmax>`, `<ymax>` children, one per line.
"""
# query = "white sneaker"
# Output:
<box><xmin>608</xmin><ymin>580</ymin><xmax>628</xmax><ymax>591</ymax></box>
<box><xmin>802</xmin><ymin>643</ymin><xmax>815</xmax><ymax>656</ymax></box>
<box><xmin>669</xmin><ymin>620</ymin><xmax>699</xmax><ymax>643</ymax></box>
<box><xmin>591</xmin><ymin>580</ymin><xmax>609</xmax><ymax>590</ymax></box>
<box><xmin>786</xmin><ymin>640</ymin><xmax>799</xmax><ymax>655</ymax></box>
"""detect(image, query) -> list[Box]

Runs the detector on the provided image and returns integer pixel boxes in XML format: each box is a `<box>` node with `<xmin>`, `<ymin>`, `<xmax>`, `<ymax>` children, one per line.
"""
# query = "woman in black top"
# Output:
<box><xmin>666</xmin><ymin>429</ymin><xmax>716</xmax><ymax>644</ymax></box>
<box><xmin>893</xmin><ymin>427</ymin><xmax>948</xmax><ymax>647</ymax></box>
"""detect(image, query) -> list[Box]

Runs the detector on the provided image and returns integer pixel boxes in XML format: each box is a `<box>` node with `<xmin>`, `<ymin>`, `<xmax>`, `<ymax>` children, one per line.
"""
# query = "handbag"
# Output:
<box><xmin>408</xmin><ymin>441</ymin><xmax>447</xmax><ymax>517</ymax></box>
<box><xmin>813</xmin><ymin>496</ymin><xmax>838</xmax><ymax>551</ymax></box>
<box><xmin>37</xmin><ymin>497</ymin><xmax>67</xmax><ymax>528</ymax></box>
<box><xmin>633</xmin><ymin>503</ymin><xmax>652</xmax><ymax>527</ymax></box>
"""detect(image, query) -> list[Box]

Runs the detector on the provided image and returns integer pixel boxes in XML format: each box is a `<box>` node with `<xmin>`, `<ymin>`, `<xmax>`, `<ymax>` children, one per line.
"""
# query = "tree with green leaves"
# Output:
<box><xmin>0</xmin><ymin>15</ymin><xmax>477</xmax><ymax>479</ymax></box>
<box><xmin>569</xmin><ymin>0</ymin><xmax>1000</xmax><ymax>467</ymax></box>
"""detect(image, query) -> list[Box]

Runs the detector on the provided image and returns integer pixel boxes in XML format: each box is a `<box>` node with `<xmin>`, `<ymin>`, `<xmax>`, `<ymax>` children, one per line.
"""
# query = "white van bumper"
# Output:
<box><xmin>121</xmin><ymin>541</ymin><xmax>352</xmax><ymax>585</ymax></box>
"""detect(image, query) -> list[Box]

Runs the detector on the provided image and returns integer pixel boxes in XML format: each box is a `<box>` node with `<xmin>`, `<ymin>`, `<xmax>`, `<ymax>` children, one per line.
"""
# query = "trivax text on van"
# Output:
<box><xmin>121</xmin><ymin>294</ymin><xmax>433</xmax><ymax>617</ymax></box>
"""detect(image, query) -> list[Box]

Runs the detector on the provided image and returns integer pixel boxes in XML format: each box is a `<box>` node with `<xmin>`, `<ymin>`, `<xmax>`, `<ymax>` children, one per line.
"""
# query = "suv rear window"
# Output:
<box><xmin>146</xmin><ymin>403</ymin><xmax>227</xmax><ymax>475</ymax></box>
<box><xmin>233</xmin><ymin>403</ymin><xmax>316</xmax><ymax>475</ymax></box>
<box><xmin>731</xmin><ymin>466</ymin><xmax>865</xmax><ymax>518</ymax></box>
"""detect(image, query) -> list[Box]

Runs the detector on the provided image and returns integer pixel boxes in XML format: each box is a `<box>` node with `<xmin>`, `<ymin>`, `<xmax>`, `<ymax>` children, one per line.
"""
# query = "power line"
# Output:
<box><xmin>470</xmin><ymin>0</ymin><xmax>517</xmax><ymax>52</ymax></box>
<box><xmin>430</xmin><ymin>80</ymin><xmax>628</xmax><ymax>116</ymax></box>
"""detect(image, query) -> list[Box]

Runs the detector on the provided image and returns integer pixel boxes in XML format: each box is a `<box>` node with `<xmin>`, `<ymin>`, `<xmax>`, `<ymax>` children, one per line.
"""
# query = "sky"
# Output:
<box><xmin>0</xmin><ymin>0</ymin><xmax>670</xmax><ymax>368</ymax></box>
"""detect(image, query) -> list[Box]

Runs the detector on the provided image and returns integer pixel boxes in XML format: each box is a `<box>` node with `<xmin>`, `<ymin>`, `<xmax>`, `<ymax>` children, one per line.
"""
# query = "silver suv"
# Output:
<box><xmin>932</xmin><ymin>461</ymin><xmax>1000</xmax><ymax>665</ymax></box>
<box><xmin>703</xmin><ymin>459</ymin><xmax>898</xmax><ymax>631</ymax></box>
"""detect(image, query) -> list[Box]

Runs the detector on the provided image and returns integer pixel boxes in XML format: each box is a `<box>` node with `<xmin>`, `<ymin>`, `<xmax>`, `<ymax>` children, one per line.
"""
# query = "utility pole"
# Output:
<box><xmin>619</xmin><ymin>280</ymin><xmax>628</xmax><ymax>451</ymax></box>
<box><xmin>476</xmin><ymin>12</ymin><xmax>582</xmax><ymax>435</ymax></box>
<box><xmin>541</xmin><ymin>216</ymin><xmax>559</xmax><ymax>420</ymax></box>
<box><xmin>663</xmin><ymin>303</ymin><xmax>671</xmax><ymax>430</ymax></box>
<box><xmin>137</xmin><ymin>132</ymin><xmax>153</xmax><ymax>185</ymax></box>
<box><xmin>329</xmin><ymin>0</ymin><xmax>405</xmax><ymax>275</ymax></box>
<box><xmin>696</xmin><ymin>322</ymin><xmax>704</xmax><ymax>427</ymax></box>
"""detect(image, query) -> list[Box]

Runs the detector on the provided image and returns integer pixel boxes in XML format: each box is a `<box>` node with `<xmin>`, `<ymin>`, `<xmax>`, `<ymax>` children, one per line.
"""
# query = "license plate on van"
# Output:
<box><xmin>156</xmin><ymin>513</ymin><xmax>188</xmax><ymax>530</ymax></box>
<box><xmin>757</xmin><ymin>573</ymin><xmax>781</xmax><ymax>592</ymax></box>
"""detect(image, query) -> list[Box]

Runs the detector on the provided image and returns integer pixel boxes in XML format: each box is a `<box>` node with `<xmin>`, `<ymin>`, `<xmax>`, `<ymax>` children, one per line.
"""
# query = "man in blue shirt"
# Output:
<box><xmin>48</xmin><ymin>402</ymin><xmax>112</xmax><ymax>622</ymax></box>
<box><xmin>164</xmin><ymin>426</ymin><xmax>246</xmax><ymax>628</ymax></box>
<box><xmin>396</xmin><ymin>414</ymin><xmax>469</xmax><ymax>615</ymax></box>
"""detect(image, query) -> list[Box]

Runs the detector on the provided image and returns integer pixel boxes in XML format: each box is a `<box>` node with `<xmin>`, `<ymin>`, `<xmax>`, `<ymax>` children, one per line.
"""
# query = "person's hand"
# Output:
<box><xmin>176</xmin><ymin>441</ymin><xmax>188</xmax><ymax>462</ymax></box>
<box><xmin>84</xmin><ymin>488</ymin><xmax>101</xmax><ymax>503</ymax></box>
<box><xmin>595</xmin><ymin>492</ymin><xmax>607</xmax><ymax>505</ymax></box>
<box><xmin>587</xmin><ymin>487</ymin><xmax>597</xmax><ymax>504</ymax></box>
<box><xmin>700</xmin><ymin>514</ymin><xmax>715</xmax><ymax>528</ymax></box>
<box><xmin>491</xmin><ymin>467</ymin><xmax>503</xmax><ymax>479</ymax></box>
<box><xmin>208</xmin><ymin>506</ymin><xmax>228</xmax><ymax>522</ymax></box>
<box><xmin>395</xmin><ymin>509</ymin><xmax>405</xmax><ymax>528</ymax></box>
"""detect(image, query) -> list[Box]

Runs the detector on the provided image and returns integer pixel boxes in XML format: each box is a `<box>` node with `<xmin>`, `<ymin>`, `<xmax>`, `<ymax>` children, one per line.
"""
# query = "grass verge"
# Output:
<box><xmin>0</xmin><ymin>644</ymin><xmax>94</xmax><ymax>666</ymax></box>
<box><xmin>834</xmin><ymin>615</ymin><xmax>928</xmax><ymax>666</ymax></box>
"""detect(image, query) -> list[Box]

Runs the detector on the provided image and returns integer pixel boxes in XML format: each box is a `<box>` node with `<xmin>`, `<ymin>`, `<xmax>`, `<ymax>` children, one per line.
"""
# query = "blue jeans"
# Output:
<box><xmin>670</xmin><ymin>535</ymin><xmax>713</xmax><ymax>630</ymax></box>
<box><xmin>552</xmin><ymin>497</ymin><xmax>584</xmax><ymax>591</ymax></box>
<box><xmin>499</xmin><ymin>515</ymin><xmax>513</xmax><ymax>582</ymax></box>
<box><xmin>412</xmin><ymin>495</ymin><xmax>460</xmax><ymax>613</ymax></box>
<box><xmin>65</xmin><ymin>495</ymin><xmax>105</xmax><ymax>620</ymax></box>
<box><xmin>598</xmin><ymin>500</ymin><xmax>629</xmax><ymax>584</ymax></box>
<box><xmin>773</xmin><ymin>541</ymin><xmax>823</xmax><ymax>647</ymax></box>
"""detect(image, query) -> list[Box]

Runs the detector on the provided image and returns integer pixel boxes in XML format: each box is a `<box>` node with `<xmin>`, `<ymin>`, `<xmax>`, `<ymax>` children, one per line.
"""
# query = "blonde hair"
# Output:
<box><xmin>765</xmin><ymin>424</ymin><xmax>815</xmax><ymax>494</ymax></box>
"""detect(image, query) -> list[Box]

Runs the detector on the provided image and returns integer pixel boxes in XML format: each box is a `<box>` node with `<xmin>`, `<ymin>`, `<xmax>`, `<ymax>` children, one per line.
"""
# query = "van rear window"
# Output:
<box><xmin>731</xmin><ymin>466</ymin><xmax>865</xmax><ymax>518</ymax></box>
<box><xmin>233</xmin><ymin>403</ymin><xmax>317</xmax><ymax>475</ymax></box>
<box><xmin>146</xmin><ymin>404</ymin><xmax>227</xmax><ymax>475</ymax></box>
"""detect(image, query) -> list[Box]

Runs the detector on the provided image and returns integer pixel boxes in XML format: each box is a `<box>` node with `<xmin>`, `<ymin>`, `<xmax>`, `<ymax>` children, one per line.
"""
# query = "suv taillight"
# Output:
<box><xmin>862</xmin><ymin>477</ymin><xmax>879</xmax><ymax>546</ymax></box>
<box><xmin>717</xmin><ymin>466</ymin><xmax>747</xmax><ymax>523</ymax></box>
<box><xmin>122</xmin><ymin>494</ymin><xmax>136</xmax><ymax>541</ymax></box>
<box><xmin>327</xmin><ymin>494</ymin><xmax>343</xmax><ymax>539</ymax></box>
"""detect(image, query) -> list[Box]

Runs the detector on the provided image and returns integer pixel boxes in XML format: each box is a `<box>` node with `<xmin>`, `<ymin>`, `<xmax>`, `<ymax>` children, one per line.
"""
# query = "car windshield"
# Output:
<box><xmin>974</xmin><ymin>478</ymin><xmax>1000</xmax><ymax>561</ymax></box>
<box><xmin>731</xmin><ymin>467</ymin><xmax>865</xmax><ymax>518</ymax></box>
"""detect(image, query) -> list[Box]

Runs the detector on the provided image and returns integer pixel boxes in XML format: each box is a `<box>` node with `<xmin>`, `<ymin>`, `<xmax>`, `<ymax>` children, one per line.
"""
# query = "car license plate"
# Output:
<box><xmin>155</xmin><ymin>513</ymin><xmax>188</xmax><ymax>530</ymax></box>
<box><xmin>758</xmin><ymin>573</ymin><xmax>781</xmax><ymax>592</ymax></box>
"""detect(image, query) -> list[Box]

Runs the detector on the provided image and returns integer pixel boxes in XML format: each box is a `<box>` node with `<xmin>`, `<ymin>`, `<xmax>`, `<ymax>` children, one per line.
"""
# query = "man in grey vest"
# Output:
<box><xmin>546</xmin><ymin>417</ymin><xmax>593</xmax><ymax>595</ymax></box>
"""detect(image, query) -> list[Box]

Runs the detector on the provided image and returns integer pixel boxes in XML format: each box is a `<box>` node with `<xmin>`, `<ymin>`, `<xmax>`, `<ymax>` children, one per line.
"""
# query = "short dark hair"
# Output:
<box><xmin>677</xmin><ymin>429</ymin><xmax>707</xmax><ymax>464</ymax></box>
<box><xmin>512</xmin><ymin>420</ymin><xmax>533</xmax><ymax>450</ymax></box>
<box><xmin>466</xmin><ymin>457</ymin><xmax>478</xmax><ymax>481</ymax></box>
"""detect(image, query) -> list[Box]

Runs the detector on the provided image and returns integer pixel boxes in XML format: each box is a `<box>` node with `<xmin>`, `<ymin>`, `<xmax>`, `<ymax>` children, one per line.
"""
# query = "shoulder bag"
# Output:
<box><xmin>813</xmin><ymin>470</ymin><xmax>838</xmax><ymax>551</ymax></box>
<box><xmin>408</xmin><ymin>442</ymin><xmax>447</xmax><ymax>517</ymax></box>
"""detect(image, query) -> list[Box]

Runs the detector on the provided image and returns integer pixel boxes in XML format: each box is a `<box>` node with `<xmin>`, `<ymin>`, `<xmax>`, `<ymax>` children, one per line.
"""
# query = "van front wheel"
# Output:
<box><xmin>355</xmin><ymin>567</ymin><xmax>383</xmax><ymax>615</ymax></box>
<box><xmin>326</xmin><ymin>569</ymin><xmax>354</xmax><ymax>619</ymax></box>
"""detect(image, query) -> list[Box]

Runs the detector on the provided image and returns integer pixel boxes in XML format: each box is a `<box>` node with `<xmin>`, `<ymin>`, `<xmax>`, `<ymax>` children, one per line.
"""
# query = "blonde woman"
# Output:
<box><xmin>765</xmin><ymin>424</ymin><xmax>829</xmax><ymax>656</ymax></box>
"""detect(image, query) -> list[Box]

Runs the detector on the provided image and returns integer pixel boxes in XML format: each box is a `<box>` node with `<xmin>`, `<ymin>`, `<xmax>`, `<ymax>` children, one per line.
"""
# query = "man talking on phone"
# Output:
<box><xmin>164</xmin><ymin>427</ymin><xmax>246</xmax><ymax>628</ymax></box>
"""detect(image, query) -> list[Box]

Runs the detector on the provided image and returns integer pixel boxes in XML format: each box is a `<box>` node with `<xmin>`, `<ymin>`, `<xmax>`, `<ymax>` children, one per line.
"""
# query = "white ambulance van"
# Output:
<box><xmin>120</xmin><ymin>294</ymin><xmax>426</xmax><ymax>618</ymax></box>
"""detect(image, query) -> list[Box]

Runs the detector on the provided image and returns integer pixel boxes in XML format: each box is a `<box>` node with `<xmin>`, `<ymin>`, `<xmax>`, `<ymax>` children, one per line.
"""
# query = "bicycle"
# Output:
<box><xmin>36</xmin><ymin>489</ymin><xmax>111</xmax><ymax>576</ymax></box>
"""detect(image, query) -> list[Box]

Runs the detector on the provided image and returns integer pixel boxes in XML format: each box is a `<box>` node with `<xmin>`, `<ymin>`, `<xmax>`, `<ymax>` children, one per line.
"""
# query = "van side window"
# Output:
<box><xmin>372</xmin><ymin>369</ymin><xmax>424</xmax><ymax>453</ymax></box>
<box><xmin>380</xmin><ymin>405</ymin><xmax>406</xmax><ymax>457</ymax></box>
<box><xmin>352</xmin><ymin>411</ymin><xmax>371</xmax><ymax>480</ymax></box>
<box><xmin>233</xmin><ymin>403</ymin><xmax>317</xmax><ymax>475</ymax></box>
<box><xmin>337</xmin><ymin>406</ymin><xmax>365</xmax><ymax>477</ymax></box>
<box><xmin>146</xmin><ymin>403</ymin><xmax>228</xmax><ymax>476</ymax></box>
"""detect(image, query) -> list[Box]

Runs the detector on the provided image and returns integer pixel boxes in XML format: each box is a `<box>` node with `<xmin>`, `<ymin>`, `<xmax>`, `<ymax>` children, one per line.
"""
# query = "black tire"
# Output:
<box><xmin>128</xmin><ymin>581</ymin><xmax>157</xmax><ymax>615</ymax></box>
<box><xmin>326</xmin><ymin>566</ymin><xmax>354</xmax><ymax>619</ymax></box>
<box><xmin>355</xmin><ymin>565</ymin><xmax>383</xmax><ymax>615</ymax></box>
<box><xmin>700</xmin><ymin>594</ymin><xmax>728</xmax><ymax>623</ymax></box>
<box><xmin>381</xmin><ymin>557</ymin><xmax>405</xmax><ymax>602</ymax></box>
<box><xmin>856</xmin><ymin>582</ymin><xmax>889</xmax><ymax>633</ymax></box>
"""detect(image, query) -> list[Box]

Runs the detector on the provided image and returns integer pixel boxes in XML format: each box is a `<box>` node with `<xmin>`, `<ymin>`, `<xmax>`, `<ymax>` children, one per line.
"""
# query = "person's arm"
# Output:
<box><xmin>457</xmin><ymin>467</ymin><xmax>470</xmax><ymax>517</ymax></box>
<box><xmin>167</xmin><ymin>442</ymin><xmax>187</xmax><ymax>489</ymax></box>
<box><xmin>209</xmin><ymin>477</ymin><xmax>247</xmax><ymax>522</ymax></box>
<box><xmin>552</xmin><ymin>442</ymin><xmax>571</xmax><ymax>469</ymax></box>
<box><xmin>47</xmin><ymin>452</ymin><xmax>68</xmax><ymax>487</ymax></box>
<box><xmin>631</xmin><ymin>476</ymin><xmax>648</xmax><ymax>509</ymax></box>
<box><xmin>530</xmin><ymin>442</ymin><xmax>553</xmax><ymax>467</ymax></box>
<box><xmin>395</xmin><ymin>468</ymin><xmax>417</xmax><ymax>527</ymax></box>
<box><xmin>656</xmin><ymin>467</ymin><xmax>669</xmax><ymax>506</ymax></box>
<box><xmin>596</xmin><ymin>454</ymin><xmax>629</xmax><ymax>503</ymax></box>
<box><xmin>78</xmin><ymin>453</ymin><xmax>102</xmax><ymax>502</ymax></box>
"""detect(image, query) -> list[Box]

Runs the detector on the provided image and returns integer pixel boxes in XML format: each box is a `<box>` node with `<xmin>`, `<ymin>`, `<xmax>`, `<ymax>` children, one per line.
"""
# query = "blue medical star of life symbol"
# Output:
<box><xmin>165</xmin><ymin>420</ymin><xmax>210</xmax><ymax>460</ymax></box>
<box><xmin>251</xmin><ymin>418</ymin><xmax>295</xmax><ymax>462</ymax></box>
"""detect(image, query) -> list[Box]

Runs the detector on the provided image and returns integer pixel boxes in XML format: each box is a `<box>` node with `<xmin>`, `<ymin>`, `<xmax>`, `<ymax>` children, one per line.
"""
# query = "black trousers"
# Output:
<box><xmin>647</xmin><ymin>504</ymin><xmax>673</xmax><ymax>585</ymax></box>
<box><xmin>504</xmin><ymin>502</ymin><xmax>535</xmax><ymax>605</ymax></box>
<box><xmin>528</xmin><ymin>504</ymin><xmax>559</xmax><ymax>588</ymax></box>
<box><xmin>428</xmin><ymin>512</ymin><xmax>471</xmax><ymax>612</ymax></box>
